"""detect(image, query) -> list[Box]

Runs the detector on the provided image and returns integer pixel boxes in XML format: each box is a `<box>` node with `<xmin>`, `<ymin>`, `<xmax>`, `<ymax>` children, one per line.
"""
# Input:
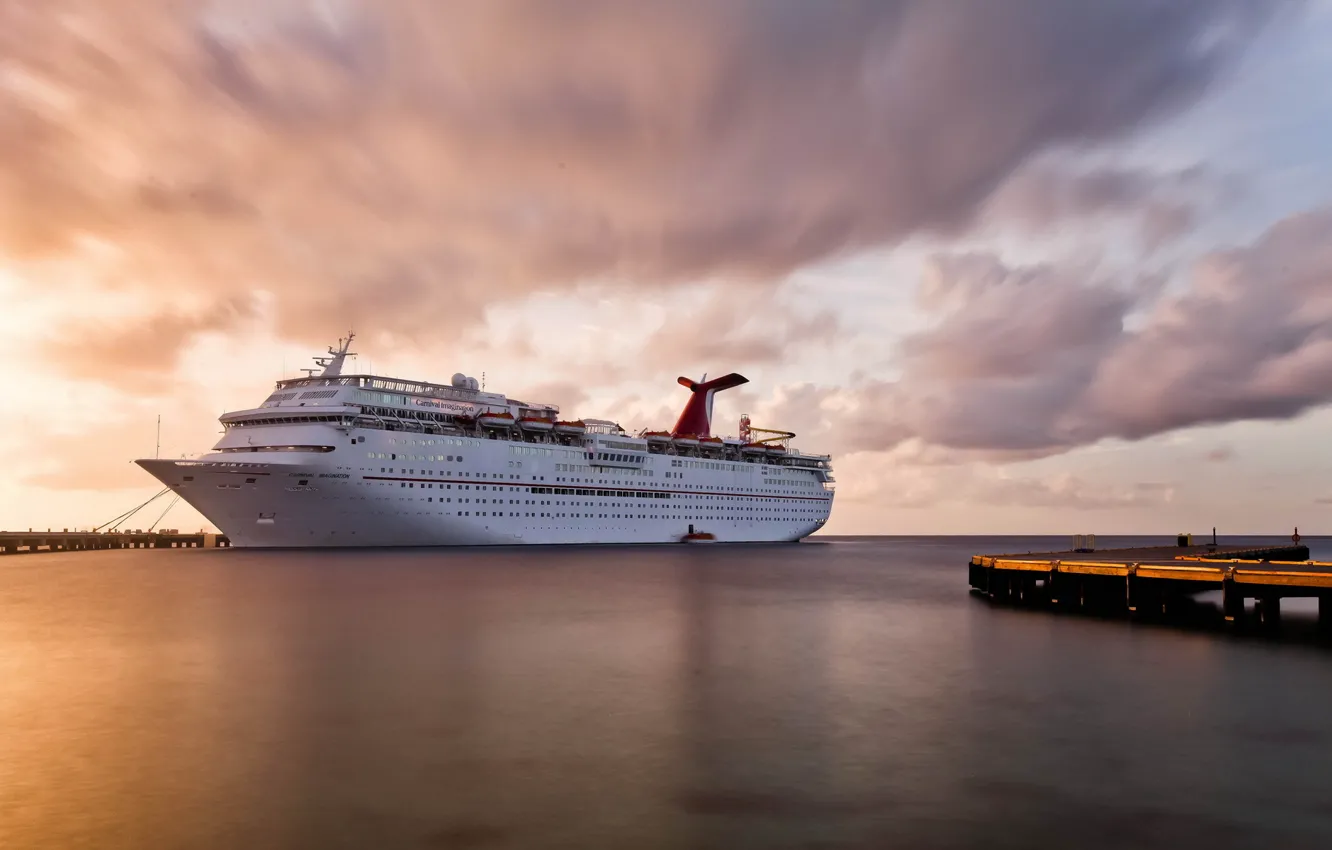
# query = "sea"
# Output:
<box><xmin>2</xmin><ymin>535</ymin><xmax>1331</xmax><ymax>850</ymax></box>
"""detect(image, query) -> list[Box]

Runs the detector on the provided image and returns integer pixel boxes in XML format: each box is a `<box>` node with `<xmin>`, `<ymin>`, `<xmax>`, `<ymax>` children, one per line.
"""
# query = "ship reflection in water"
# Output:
<box><xmin>2</xmin><ymin>537</ymin><xmax>1332</xmax><ymax>849</ymax></box>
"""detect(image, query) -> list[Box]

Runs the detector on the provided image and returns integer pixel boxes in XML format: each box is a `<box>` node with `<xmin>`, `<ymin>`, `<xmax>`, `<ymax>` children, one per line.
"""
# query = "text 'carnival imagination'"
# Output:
<box><xmin>137</xmin><ymin>334</ymin><xmax>835</xmax><ymax>547</ymax></box>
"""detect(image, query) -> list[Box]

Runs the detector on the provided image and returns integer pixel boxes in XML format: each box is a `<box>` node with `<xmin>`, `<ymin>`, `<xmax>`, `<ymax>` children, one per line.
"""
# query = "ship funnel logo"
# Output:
<box><xmin>671</xmin><ymin>373</ymin><xmax>748</xmax><ymax>438</ymax></box>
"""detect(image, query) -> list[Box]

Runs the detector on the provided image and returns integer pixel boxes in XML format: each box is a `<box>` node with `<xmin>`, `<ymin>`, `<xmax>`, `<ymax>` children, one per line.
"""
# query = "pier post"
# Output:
<box><xmin>1255</xmin><ymin>596</ymin><xmax>1282</xmax><ymax>630</ymax></box>
<box><xmin>968</xmin><ymin>560</ymin><xmax>987</xmax><ymax>592</ymax></box>
<box><xmin>1320</xmin><ymin>595</ymin><xmax>1332</xmax><ymax>633</ymax></box>
<box><xmin>1222</xmin><ymin>572</ymin><xmax>1246</xmax><ymax>627</ymax></box>
<box><xmin>1049</xmin><ymin>568</ymin><xmax>1069</xmax><ymax>609</ymax></box>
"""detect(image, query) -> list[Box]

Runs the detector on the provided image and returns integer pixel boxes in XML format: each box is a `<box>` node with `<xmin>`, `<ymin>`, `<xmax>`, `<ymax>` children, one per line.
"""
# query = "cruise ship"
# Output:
<box><xmin>136</xmin><ymin>335</ymin><xmax>835</xmax><ymax>547</ymax></box>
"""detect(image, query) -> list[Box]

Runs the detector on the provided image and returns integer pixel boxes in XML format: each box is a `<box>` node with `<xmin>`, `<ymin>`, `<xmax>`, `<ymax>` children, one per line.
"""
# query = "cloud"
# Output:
<box><xmin>40</xmin><ymin>297</ymin><xmax>257</xmax><ymax>390</ymax></box>
<box><xmin>0</xmin><ymin>0</ymin><xmax>1287</xmax><ymax>367</ymax></box>
<box><xmin>853</xmin><ymin>256</ymin><xmax>1140</xmax><ymax>453</ymax></box>
<box><xmin>508</xmin><ymin>380</ymin><xmax>589</xmax><ymax>413</ymax></box>
<box><xmin>639</xmin><ymin>289</ymin><xmax>840</xmax><ymax>371</ymax></box>
<box><xmin>837</xmin><ymin>452</ymin><xmax>1175</xmax><ymax>510</ymax></box>
<box><xmin>980</xmin><ymin>475</ymin><xmax>1175</xmax><ymax>511</ymax></box>
<box><xmin>983</xmin><ymin>163</ymin><xmax>1234</xmax><ymax>250</ymax></box>
<box><xmin>1083</xmin><ymin>209</ymin><xmax>1332</xmax><ymax>437</ymax></box>
<box><xmin>786</xmin><ymin>207</ymin><xmax>1332</xmax><ymax>458</ymax></box>
<box><xmin>7</xmin><ymin>397</ymin><xmax>221</xmax><ymax>492</ymax></box>
<box><xmin>1205</xmin><ymin>446</ymin><xmax>1235</xmax><ymax>462</ymax></box>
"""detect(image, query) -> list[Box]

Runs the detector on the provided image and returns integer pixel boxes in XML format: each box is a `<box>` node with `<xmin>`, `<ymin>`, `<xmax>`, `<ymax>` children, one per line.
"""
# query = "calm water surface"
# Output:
<box><xmin>3</xmin><ymin>536</ymin><xmax>1332</xmax><ymax>849</ymax></box>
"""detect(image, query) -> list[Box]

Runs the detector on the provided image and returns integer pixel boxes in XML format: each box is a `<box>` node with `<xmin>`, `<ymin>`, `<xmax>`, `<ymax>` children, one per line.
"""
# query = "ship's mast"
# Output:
<box><xmin>309</xmin><ymin>332</ymin><xmax>357</xmax><ymax>378</ymax></box>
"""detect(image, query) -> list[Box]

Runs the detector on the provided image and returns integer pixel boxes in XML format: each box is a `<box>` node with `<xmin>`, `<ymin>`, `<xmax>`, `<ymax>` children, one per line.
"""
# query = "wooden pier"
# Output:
<box><xmin>0</xmin><ymin>530</ymin><xmax>230</xmax><ymax>555</ymax></box>
<box><xmin>968</xmin><ymin>542</ymin><xmax>1332</xmax><ymax>630</ymax></box>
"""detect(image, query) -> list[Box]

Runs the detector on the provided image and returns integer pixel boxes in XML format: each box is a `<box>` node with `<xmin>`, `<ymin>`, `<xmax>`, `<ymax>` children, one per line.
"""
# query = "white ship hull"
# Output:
<box><xmin>138</xmin><ymin>427</ymin><xmax>832</xmax><ymax>548</ymax></box>
<box><xmin>136</xmin><ymin>335</ymin><xmax>835</xmax><ymax>548</ymax></box>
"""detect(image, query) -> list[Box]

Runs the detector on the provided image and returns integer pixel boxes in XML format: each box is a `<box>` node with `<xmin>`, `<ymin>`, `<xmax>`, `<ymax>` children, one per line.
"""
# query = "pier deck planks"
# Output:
<box><xmin>969</xmin><ymin>542</ymin><xmax>1332</xmax><ymax>628</ymax></box>
<box><xmin>1</xmin><ymin>530</ymin><xmax>230</xmax><ymax>554</ymax></box>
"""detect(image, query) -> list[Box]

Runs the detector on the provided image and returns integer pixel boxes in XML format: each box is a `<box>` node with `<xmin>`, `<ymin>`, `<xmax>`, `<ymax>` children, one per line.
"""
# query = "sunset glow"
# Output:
<box><xmin>2</xmin><ymin>0</ymin><xmax>1330</xmax><ymax>535</ymax></box>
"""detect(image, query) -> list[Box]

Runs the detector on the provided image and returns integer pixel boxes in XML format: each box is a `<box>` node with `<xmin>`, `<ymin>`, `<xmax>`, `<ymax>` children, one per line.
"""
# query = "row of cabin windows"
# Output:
<box><xmin>416</xmin><ymin>513</ymin><xmax>809</xmax><ymax>520</ymax></box>
<box><xmin>386</xmin><ymin>502</ymin><xmax>820</xmax><ymax>521</ymax></box>
<box><xmin>229</xmin><ymin>415</ymin><xmax>351</xmax><ymax>427</ymax></box>
<box><xmin>366</xmin><ymin>479</ymin><xmax>828</xmax><ymax>506</ymax></box>
<box><xmin>368</xmin><ymin>472</ymin><xmax>827</xmax><ymax>501</ymax></box>
<box><xmin>369</xmin><ymin>452</ymin><xmax>465</xmax><ymax>462</ymax></box>
<box><xmin>380</xmin><ymin>505</ymin><xmax>820</xmax><ymax>521</ymax></box>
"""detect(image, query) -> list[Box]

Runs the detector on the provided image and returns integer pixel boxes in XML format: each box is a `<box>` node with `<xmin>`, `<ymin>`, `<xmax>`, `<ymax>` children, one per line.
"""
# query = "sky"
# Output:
<box><xmin>1</xmin><ymin>0</ymin><xmax>1331</xmax><ymax>536</ymax></box>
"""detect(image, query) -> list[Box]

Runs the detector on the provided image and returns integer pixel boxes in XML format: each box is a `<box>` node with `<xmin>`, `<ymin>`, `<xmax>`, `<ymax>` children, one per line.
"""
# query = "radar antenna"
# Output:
<box><xmin>303</xmin><ymin>331</ymin><xmax>357</xmax><ymax>378</ymax></box>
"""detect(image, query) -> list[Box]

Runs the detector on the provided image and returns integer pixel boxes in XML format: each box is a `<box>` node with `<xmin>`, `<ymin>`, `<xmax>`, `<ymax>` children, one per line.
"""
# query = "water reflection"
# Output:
<box><xmin>1</xmin><ymin>538</ymin><xmax>1331</xmax><ymax>849</ymax></box>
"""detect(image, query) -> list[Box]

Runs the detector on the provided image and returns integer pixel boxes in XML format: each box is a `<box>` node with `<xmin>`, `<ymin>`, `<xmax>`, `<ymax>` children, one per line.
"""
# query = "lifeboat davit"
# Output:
<box><xmin>699</xmin><ymin>436</ymin><xmax>724</xmax><ymax>452</ymax></box>
<box><xmin>673</xmin><ymin>434</ymin><xmax>700</xmax><ymax>449</ymax></box>
<box><xmin>643</xmin><ymin>430</ymin><xmax>673</xmax><ymax>446</ymax></box>
<box><xmin>477</xmin><ymin>411</ymin><xmax>514</xmax><ymax>429</ymax></box>
<box><xmin>518</xmin><ymin>417</ymin><xmax>555</xmax><ymax>432</ymax></box>
<box><xmin>554</xmin><ymin>419</ymin><xmax>587</xmax><ymax>437</ymax></box>
<box><xmin>741</xmin><ymin>442</ymin><xmax>767</xmax><ymax>456</ymax></box>
<box><xmin>765</xmin><ymin>443</ymin><xmax>788</xmax><ymax>457</ymax></box>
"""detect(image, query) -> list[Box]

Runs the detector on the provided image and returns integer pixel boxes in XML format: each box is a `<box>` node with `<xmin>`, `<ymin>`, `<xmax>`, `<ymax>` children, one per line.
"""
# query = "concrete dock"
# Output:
<box><xmin>1</xmin><ymin>530</ymin><xmax>230</xmax><ymax>555</ymax></box>
<box><xmin>969</xmin><ymin>542</ymin><xmax>1332</xmax><ymax>630</ymax></box>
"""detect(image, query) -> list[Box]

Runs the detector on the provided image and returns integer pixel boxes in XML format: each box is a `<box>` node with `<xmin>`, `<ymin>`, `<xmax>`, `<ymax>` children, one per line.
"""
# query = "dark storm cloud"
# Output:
<box><xmin>0</xmin><ymin>0</ymin><xmax>1287</xmax><ymax>356</ymax></box>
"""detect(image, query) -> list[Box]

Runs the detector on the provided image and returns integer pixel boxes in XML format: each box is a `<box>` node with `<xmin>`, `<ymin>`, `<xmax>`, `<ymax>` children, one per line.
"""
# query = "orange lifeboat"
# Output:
<box><xmin>518</xmin><ymin>416</ymin><xmax>555</xmax><ymax>432</ymax></box>
<box><xmin>477</xmin><ymin>411</ymin><xmax>514</xmax><ymax>429</ymax></box>
<box><xmin>644</xmin><ymin>430</ymin><xmax>673</xmax><ymax>446</ymax></box>
<box><xmin>554</xmin><ymin>419</ymin><xmax>587</xmax><ymax>437</ymax></box>
<box><xmin>673</xmin><ymin>433</ymin><xmax>700</xmax><ymax>449</ymax></box>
